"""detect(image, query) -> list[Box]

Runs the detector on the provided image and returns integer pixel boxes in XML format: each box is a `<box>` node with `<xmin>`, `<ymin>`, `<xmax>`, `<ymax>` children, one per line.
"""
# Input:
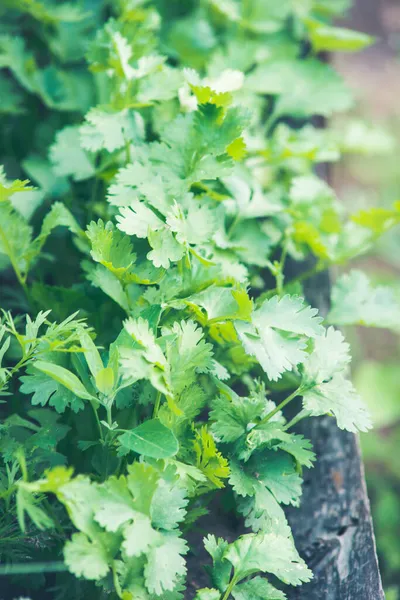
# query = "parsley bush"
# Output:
<box><xmin>0</xmin><ymin>1</ymin><xmax>399</xmax><ymax>599</ymax></box>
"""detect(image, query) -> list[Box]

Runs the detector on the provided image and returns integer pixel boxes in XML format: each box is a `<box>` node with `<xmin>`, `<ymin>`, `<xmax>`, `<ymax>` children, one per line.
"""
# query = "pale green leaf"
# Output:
<box><xmin>123</xmin><ymin>514</ymin><xmax>160</xmax><ymax>557</ymax></box>
<box><xmin>50</xmin><ymin>126</ymin><xmax>95</xmax><ymax>181</ymax></box>
<box><xmin>147</xmin><ymin>229</ymin><xmax>184</xmax><ymax>269</ymax></box>
<box><xmin>232</xmin><ymin>576</ymin><xmax>286</xmax><ymax>600</ymax></box>
<box><xmin>33</xmin><ymin>360</ymin><xmax>95</xmax><ymax>401</ymax></box>
<box><xmin>117</xmin><ymin>201</ymin><xmax>164</xmax><ymax>239</ymax></box>
<box><xmin>224</xmin><ymin>532</ymin><xmax>312</xmax><ymax>585</ymax></box>
<box><xmin>64</xmin><ymin>532</ymin><xmax>110</xmax><ymax>581</ymax></box>
<box><xmin>150</xmin><ymin>478</ymin><xmax>188</xmax><ymax>530</ymax></box>
<box><xmin>118</xmin><ymin>420</ymin><xmax>179</xmax><ymax>459</ymax></box>
<box><xmin>328</xmin><ymin>270</ymin><xmax>400</xmax><ymax>331</ymax></box>
<box><xmin>144</xmin><ymin>533</ymin><xmax>188</xmax><ymax>595</ymax></box>
<box><xmin>80</xmin><ymin>108</ymin><xmax>144</xmax><ymax>153</ymax></box>
<box><xmin>302</xmin><ymin>374</ymin><xmax>372</xmax><ymax>433</ymax></box>
<box><xmin>236</xmin><ymin>295</ymin><xmax>323</xmax><ymax>381</ymax></box>
<box><xmin>307</xmin><ymin>20</ymin><xmax>374</xmax><ymax>53</ymax></box>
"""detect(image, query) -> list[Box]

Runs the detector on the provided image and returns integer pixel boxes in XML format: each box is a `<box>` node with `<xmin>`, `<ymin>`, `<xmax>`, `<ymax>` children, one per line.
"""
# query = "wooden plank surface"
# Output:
<box><xmin>285</xmin><ymin>271</ymin><xmax>384</xmax><ymax>600</ymax></box>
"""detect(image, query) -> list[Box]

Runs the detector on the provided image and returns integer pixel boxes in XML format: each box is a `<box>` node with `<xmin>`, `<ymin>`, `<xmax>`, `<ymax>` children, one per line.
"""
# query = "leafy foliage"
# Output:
<box><xmin>0</xmin><ymin>0</ymin><xmax>394</xmax><ymax>599</ymax></box>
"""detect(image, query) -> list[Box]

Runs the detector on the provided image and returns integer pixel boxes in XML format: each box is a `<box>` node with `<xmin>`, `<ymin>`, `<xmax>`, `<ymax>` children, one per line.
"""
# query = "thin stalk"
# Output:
<box><xmin>221</xmin><ymin>576</ymin><xmax>239</xmax><ymax>600</ymax></box>
<box><xmin>43</xmin><ymin>499</ymin><xmax>64</xmax><ymax>535</ymax></box>
<box><xmin>106</xmin><ymin>404</ymin><xmax>113</xmax><ymax>427</ymax></box>
<box><xmin>125</xmin><ymin>140</ymin><xmax>132</xmax><ymax>163</ymax></box>
<box><xmin>284</xmin><ymin>408</ymin><xmax>312</xmax><ymax>431</ymax></box>
<box><xmin>152</xmin><ymin>391</ymin><xmax>162</xmax><ymax>419</ymax></box>
<box><xmin>262</xmin><ymin>260</ymin><xmax>328</xmax><ymax>299</ymax></box>
<box><xmin>90</xmin><ymin>401</ymin><xmax>104</xmax><ymax>441</ymax></box>
<box><xmin>0</xmin><ymin>561</ymin><xmax>68</xmax><ymax>575</ymax></box>
<box><xmin>288</xmin><ymin>262</ymin><xmax>327</xmax><ymax>287</ymax></box>
<box><xmin>258</xmin><ymin>387</ymin><xmax>304</xmax><ymax>427</ymax></box>
<box><xmin>227</xmin><ymin>212</ymin><xmax>242</xmax><ymax>237</ymax></box>
<box><xmin>112</xmin><ymin>561</ymin><xmax>123</xmax><ymax>599</ymax></box>
<box><xmin>0</xmin><ymin>223</ymin><xmax>33</xmax><ymax>309</ymax></box>
<box><xmin>277</xmin><ymin>242</ymin><xmax>289</xmax><ymax>296</ymax></box>
<box><xmin>0</xmin><ymin>484</ymin><xmax>16</xmax><ymax>501</ymax></box>
<box><xmin>1</xmin><ymin>356</ymin><xmax>29</xmax><ymax>392</ymax></box>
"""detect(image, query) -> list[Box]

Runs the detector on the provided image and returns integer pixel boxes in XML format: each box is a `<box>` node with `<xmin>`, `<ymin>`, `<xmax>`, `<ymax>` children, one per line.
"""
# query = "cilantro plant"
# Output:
<box><xmin>0</xmin><ymin>1</ymin><xmax>398</xmax><ymax>599</ymax></box>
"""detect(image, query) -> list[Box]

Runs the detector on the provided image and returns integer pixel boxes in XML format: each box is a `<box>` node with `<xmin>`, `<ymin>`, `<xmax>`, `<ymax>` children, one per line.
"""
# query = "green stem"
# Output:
<box><xmin>258</xmin><ymin>387</ymin><xmax>304</xmax><ymax>427</ymax></box>
<box><xmin>261</xmin><ymin>261</ymin><xmax>328</xmax><ymax>300</ymax></box>
<box><xmin>91</xmin><ymin>401</ymin><xmax>104</xmax><ymax>441</ymax></box>
<box><xmin>288</xmin><ymin>262</ymin><xmax>327</xmax><ymax>287</ymax></box>
<box><xmin>125</xmin><ymin>140</ymin><xmax>132</xmax><ymax>164</ymax></box>
<box><xmin>221</xmin><ymin>576</ymin><xmax>239</xmax><ymax>600</ymax></box>
<box><xmin>277</xmin><ymin>242</ymin><xmax>289</xmax><ymax>296</ymax></box>
<box><xmin>112</xmin><ymin>561</ymin><xmax>123</xmax><ymax>599</ymax></box>
<box><xmin>0</xmin><ymin>484</ymin><xmax>16</xmax><ymax>501</ymax></box>
<box><xmin>227</xmin><ymin>212</ymin><xmax>242</xmax><ymax>237</ymax></box>
<box><xmin>43</xmin><ymin>499</ymin><xmax>64</xmax><ymax>535</ymax></box>
<box><xmin>153</xmin><ymin>391</ymin><xmax>162</xmax><ymax>418</ymax></box>
<box><xmin>284</xmin><ymin>408</ymin><xmax>312</xmax><ymax>431</ymax></box>
<box><xmin>16</xmin><ymin>450</ymin><xmax>28</xmax><ymax>482</ymax></box>
<box><xmin>0</xmin><ymin>223</ymin><xmax>33</xmax><ymax>309</ymax></box>
<box><xmin>1</xmin><ymin>356</ymin><xmax>29</xmax><ymax>392</ymax></box>
<box><xmin>0</xmin><ymin>561</ymin><xmax>68</xmax><ymax>575</ymax></box>
<box><xmin>106</xmin><ymin>404</ymin><xmax>113</xmax><ymax>427</ymax></box>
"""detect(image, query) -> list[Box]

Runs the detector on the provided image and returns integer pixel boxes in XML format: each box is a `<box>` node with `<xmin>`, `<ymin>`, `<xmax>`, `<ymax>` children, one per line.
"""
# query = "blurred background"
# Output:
<box><xmin>334</xmin><ymin>1</ymin><xmax>400</xmax><ymax>597</ymax></box>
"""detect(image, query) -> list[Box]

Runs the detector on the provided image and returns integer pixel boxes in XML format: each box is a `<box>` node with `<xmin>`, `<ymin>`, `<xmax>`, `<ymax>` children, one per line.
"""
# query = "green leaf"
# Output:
<box><xmin>55</xmin><ymin>476</ymin><xmax>100</xmax><ymax>536</ymax></box>
<box><xmin>351</xmin><ymin>203</ymin><xmax>400</xmax><ymax>235</ymax></box>
<box><xmin>165</xmin><ymin>320</ymin><xmax>214</xmax><ymax>395</ymax></box>
<box><xmin>16</xmin><ymin>486</ymin><xmax>54</xmax><ymax>532</ymax></box>
<box><xmin>0</xmin><ymin>202</ymin><xmax>33</xmax><ymax>276</ymax></box>
<box><xmin>224</xmin><ymin>532</ymin><xmax>312</xmax><ymax>585</ymax></box>
<box><xmin>194</xmin><ymin>426</ymin><xmax>230</xmax><ymax>489</ymax></box>
<box><xmin>210</xmin><ymin>394</ymin><xmax>266</xmax><ymax>443</ymax></box>
<box><xmin>241</xmin><ymin>0</ymin><xmax>291</xmax><ymax>33</ymax></box>
<box><xmin>20</xmin><ymin>368</ymin><xmax>84</xmax><ymax>413</ymax></box>
<box><xmin>150</xmin><ymin>478</ymin><xmax>188</xmax><ymax>530</ymax></box>
<box><xmin>78</xmin><ymin>329</ymin><xmax>104</xmax><ymax>379</ymax></box>
<box><xmin>301</xmin><ymin>327</ymin><xmax>371</xmax><ymax>432</ymax></box>
<box><xmin>247</xmin><ymin>451</ymin><xmax>302</xmax><ymax>506</ymax></box>
<box><xmin>147</xmin><ymin>228</ymin><xmax>185</xmax><ymax>269</ymax></box>
<box><xmin>64</xmin><ymin>532</ymin><xmax>110</xmax><ymax>581</ymax></box>
<box><xmin>80</xmin><ymin>108</ymin><xmax>144</xmax><ymax>153</ymax></box>
<box><xmin>309</xmin><ymin>324</ymin><xmax>350</xmax><ymax>373</ymax></box>
<box><xmin>117</xmin><ymin>200</ymin><xmax>164</xmax><ymax>239</ymax></box>
<box><xmin>144</xmin><ymin>533</ymin><xmax>188</xmax><ymax>595</ymax></box>
<box><xmin>33</xmin><ymin>360</ymin><xmax>95</xmax><ymax>401</ymax></box>
<box><xmin>122</xmin><ymin>513</ymin><xmax>160</xmax><ymax>557</ymax></box>
<box><xmin>203</xmin><ymin>534</ymin><xmax>232</xmax><ymax>592</ymax></box>
<box><xmin>118</xmin><ymin>420</ymin><xmax>179</xmax><ymax>459</ymax></box>
<box><xmin>237</xmin><ymin>483</ymin><xmax>291</xmax><ymax>536</ymax></box>
<box><xmin>185</xmin><ymin>286</ymin><xmax>253</xmax><ymax>324</ymax></box>
<box><xmin>235</xmin><ymin>295</ymin><xmax>323</xmax><ymax>381</ymax></box>
<box><xmin>302</xmin><ymin>375</ymin><xmax>372</xmax><ymax>433</ymax></box>
<box><xmin>95</xmin><ymin>367</ymin><xmax>115</xmax><ymax>395</ymax></box>
<box><xmin>94</xmin><ymin>476</ymin><xmax>137</xmax><ymax>532</ymax></box>
<box><xmin>86</xmin><ymin>264</ymin><xmax>130</xmax><ymax>312</ymax></box>
<box><xmin>306</xmin><ymin>19</ymin><xmax>374</xmax><ymax>53</ymax></box>
<box><xmin>166</xmin><ymin>197</ymin><xmax>219</xmax><ymax>247</ymax></box>
<box><xmin>0</xmin><ymin>167</ymin><xmax>34</xmax><ymax>202</ymax></box>
<box><xmin>328</xmin><ymin>270</ymin><xmax>400</xmax><ymax>331</ymax></box>
<box><xmin>50</xmin><ymin>126</ymin><xmax>95</xmax><ymax>181</ymax></box>
<box><xmin>195</xmin><ymin>589</ymin><xmax>220</xmax><ymax>600</ymax></box>
<box><xmin>87</xmin><ymin>220</ymin><xmax>137</xmax><ymax>278</ymax></box>
<box><xmin>277</xmin><ymin>435</ymin><xmax>315</xmax><ymax>469</ymax></box>
<box><xmin>232</xmin><ymin>576</ymin><xmax>286</xmax><ymax>600</ymax></box>
<box><xmin>247</xmin><ymin>59</ymin><xmax>353</xmax><ymax>118</ymax></box>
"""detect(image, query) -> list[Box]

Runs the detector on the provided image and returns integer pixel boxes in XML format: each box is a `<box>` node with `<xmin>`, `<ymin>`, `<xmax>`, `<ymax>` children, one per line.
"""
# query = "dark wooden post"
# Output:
<box><xmin>285</xmin><ymin>271</ymin><xmax>384</xmax><ymax>600</ymax></box>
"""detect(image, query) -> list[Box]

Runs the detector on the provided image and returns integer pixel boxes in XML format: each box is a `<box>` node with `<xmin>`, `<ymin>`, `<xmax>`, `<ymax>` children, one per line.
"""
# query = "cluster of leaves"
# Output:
<box><xmin>0</xmin><ymin>1</ymin><xmax>398</xmax><ymax>599</ymax></box>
